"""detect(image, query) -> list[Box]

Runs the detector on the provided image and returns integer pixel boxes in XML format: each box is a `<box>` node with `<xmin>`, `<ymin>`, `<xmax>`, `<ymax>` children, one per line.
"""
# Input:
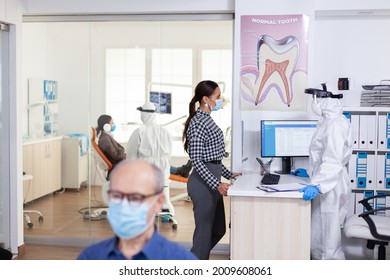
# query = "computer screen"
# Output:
<box><xmin>261</xmin><ymin>120</ymin><xmax>317</xmax><ymax>174</ymax></box>
<box><xmin>149</xmin><ymin>91</ymin><xmax>172</xmax><ymax>114</ymax></box>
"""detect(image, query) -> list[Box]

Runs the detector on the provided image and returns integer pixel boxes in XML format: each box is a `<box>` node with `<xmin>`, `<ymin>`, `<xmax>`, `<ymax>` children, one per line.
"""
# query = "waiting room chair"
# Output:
<box><xmin>344</xmin><ymin>193</ymin><xmax>390</xmax><ymax>260</ymax></box>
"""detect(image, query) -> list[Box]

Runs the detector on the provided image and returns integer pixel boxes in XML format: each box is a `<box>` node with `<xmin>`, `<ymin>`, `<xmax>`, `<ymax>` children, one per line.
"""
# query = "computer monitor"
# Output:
<box><xmin>149</xmin><ymin>91</ymin><xmax>172</xmax><ymax>114</ymax></box>
<box><xmin>261</xmin><ymin>120</ymin><xmax>317</xmax><ymax>174</ymax></box>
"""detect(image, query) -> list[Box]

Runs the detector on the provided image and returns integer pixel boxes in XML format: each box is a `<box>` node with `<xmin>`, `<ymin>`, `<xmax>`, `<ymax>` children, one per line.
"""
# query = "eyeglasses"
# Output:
<box><xmin>107</xmin><ymin>190</ymin><xmax>161</xmax><ymax>206</ymax></box>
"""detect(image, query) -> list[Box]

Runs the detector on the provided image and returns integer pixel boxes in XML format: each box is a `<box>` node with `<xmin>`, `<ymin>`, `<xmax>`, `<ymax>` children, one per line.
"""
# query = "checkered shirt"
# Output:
<box><xmin>186</xmin><ymin>109</ymin><xmax>233</xmax><ymax>191</ymax></box>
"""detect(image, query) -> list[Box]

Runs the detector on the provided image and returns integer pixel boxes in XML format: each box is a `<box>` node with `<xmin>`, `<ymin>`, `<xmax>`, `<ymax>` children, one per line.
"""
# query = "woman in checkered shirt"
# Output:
<box><xmin>182</xmin><ymin>80</ymin><xmax>241</xmax><ymax>260</ymax></box>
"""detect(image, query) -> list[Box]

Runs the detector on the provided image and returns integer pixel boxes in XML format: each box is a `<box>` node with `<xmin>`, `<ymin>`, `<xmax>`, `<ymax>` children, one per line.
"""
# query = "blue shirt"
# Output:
<box><xmin>77</xmin><ymin>230</ymin><xmax>197</xmax><ymax>260</ymax></box>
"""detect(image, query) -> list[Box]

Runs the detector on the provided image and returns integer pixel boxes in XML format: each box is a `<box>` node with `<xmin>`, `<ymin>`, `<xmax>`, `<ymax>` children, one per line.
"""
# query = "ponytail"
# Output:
<box><xmin>96</xmin><ymin>114</ymin><xmax>112</xmax><ymax>137</ymax></box>
<box><xmin>182</xmin><ymin>80</ymin><xmax>219</xmax><ymax>153</ymax></box>
<box><xmin>183</xmin><ymin>96</ymin><xmax>198</xmax><ymax>152</ymax></box>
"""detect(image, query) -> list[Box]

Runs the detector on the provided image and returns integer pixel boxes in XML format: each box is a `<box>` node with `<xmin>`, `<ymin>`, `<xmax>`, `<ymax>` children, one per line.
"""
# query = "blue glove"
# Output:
<box><xmin>290</xmin><ymin>168</ymin><xmax>309</xmax><ymax>178</ymax></box>
<box><xmin>299</xmin><ymin>185</ymin><xmax>320</xmax><ymax>201</ymax></box>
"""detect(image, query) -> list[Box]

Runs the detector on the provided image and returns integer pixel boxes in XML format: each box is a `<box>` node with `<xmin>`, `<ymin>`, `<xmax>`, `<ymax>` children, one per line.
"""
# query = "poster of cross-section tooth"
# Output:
<box><xmin>240</xmin><ymin>14</ymin><xmax>309</xmax><ymax>111</ymax></box>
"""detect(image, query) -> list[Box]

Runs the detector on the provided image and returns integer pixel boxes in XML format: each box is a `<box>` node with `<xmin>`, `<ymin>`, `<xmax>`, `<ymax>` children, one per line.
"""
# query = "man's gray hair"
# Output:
<box><xmin>109</xmin><ymin>159</ymin><xmax>165</xmax><ymax>193</ymax></box>
<box><xmin>150</xmin><ymin>163</ymin><xmax>165</xmax><ymax>193</ymax></box>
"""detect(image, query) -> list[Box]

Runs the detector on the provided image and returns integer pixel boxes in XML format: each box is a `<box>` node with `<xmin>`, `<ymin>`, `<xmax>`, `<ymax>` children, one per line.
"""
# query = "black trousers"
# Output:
<box><xmin>187</xmin><ymin>162</ymin><xmax>226</xmax><ymax>260</ymax></box>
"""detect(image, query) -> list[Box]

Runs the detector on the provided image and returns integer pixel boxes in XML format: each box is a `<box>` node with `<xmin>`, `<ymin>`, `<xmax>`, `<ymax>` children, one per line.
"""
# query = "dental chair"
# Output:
<box><xmin>344</xmin><ymin>193</ymin><xmax>390</xmax><ymax>260</ymax></box>
<box><xmin>169</xmin><ymin>174</ymin><xmax>190</xmax><ymax>202</ymax></box>
<box><xmin>83</xmin><ymin>127</ymin><xmax>112</xmax><ymax>220</ymax></box>
<box><xmin>89</xmin><ymin>127</ymin><xmax>180</xmax><ymax>229</ymax></box>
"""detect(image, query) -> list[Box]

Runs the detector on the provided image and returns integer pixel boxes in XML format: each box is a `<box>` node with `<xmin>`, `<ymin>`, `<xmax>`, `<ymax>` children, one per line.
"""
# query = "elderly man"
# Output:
<box><xmin>77</xmin><ymin>159</ymin><xmax>197</xmax><ymax>260</ymax></box>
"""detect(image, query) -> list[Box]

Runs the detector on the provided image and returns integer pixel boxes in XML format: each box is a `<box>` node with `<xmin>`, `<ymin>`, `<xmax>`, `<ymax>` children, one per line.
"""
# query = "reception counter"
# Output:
<box><xmin>228</xmin><ymin>172</ymin><xmax>311</xmax><ymax>260</ymax></box>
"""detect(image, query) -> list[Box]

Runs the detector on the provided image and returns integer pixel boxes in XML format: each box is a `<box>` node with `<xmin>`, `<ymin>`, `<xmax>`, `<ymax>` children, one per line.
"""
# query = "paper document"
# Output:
<box><xmin>256</xmin><ymin>183</ymin><xmax>304</xmax><ymax>192</ymax></box>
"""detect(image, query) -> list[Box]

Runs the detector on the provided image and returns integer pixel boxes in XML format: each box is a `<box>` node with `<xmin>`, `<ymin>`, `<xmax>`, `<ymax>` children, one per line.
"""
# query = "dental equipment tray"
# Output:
<box><xmin>362</xmin><ymin>80</ymin><xmax>390</xmax><ymax>90</ymax></box>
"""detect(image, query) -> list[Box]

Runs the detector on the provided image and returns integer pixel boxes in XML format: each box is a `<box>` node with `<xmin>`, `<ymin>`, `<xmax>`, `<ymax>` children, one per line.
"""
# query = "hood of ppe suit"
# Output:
<box><xmin>126</xmin><ymin>110</ymin><xmax>172</xmax><ymax>186</ymax></box>
<box><xmin>316</xmin><ymin>98</ymin><xmax>343</xmax><ymax>119</ymax></box>
<box><xmin>141</xmin><ymin>111</ymin><xmax>156</xmax><ymax>124</ymax></box>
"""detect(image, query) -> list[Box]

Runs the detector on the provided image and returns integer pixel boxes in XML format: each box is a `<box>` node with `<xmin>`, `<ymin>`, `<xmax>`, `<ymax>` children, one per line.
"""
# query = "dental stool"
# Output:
<box><xmin>23</xmin><ymin>174</ymin><xmax>44</xmax><ymax>228</ymax></box>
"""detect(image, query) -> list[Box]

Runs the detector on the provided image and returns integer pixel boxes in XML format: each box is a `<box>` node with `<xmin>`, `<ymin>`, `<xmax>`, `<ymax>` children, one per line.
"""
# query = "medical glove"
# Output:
<box><xmin>290</xmin><ymin>168</ymin><xmax>309</xmax><ymax>178</ymax></box>
<box><xmin>299</xmin><ymin>185</ymin><xmax>319</xmax><ymax>201</ymax></box>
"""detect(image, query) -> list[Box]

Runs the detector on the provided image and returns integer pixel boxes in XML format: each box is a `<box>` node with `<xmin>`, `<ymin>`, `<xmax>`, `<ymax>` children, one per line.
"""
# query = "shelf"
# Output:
<box><xmin>344</xmin><ymin>106</ymin><xmax>390</xmax><ymax>112</ymax></box>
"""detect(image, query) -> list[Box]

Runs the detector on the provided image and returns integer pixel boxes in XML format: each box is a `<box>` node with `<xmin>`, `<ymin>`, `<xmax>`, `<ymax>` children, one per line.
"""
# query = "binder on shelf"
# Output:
<box><xmin>348</xmin><ymin>154</ymin><xmax>357</xmax><ymax>189</ymax></box>
<box><xmin>376</xmin><ymin>154</ymin><xmax>385</xmax><ymax>189</ymax></box>
<box><xmin>343</xmin><ymin>112</ymin><xmax>351</xmax><ymax>120</ymax></box>
<box><xmin>364</xmin><ymin>191</ymin><xmax>375</xmax><ymax>213</ymax></box>
<box><xmin>377</xmin><ymin>114</ymin><xmax>387</xmax><ymax>150</ymax></box>
<box><xmin>347</xmin><ymin>192</ymin><xmax>355</xmax><ymax>216</ymax></box>
<box><xmin>356</xmin><ymin>191</ymin><xmax>375</xmax><ymax>215</ymax></box>
<box><xmin>387</xmin><ymin>193</ymin><xmax>390</xmax><ymax>217</ymax></box>
<box><xmin>350</xmin><ymin>114</ymin><xmax>360</xmax><ymax>149</ymax></box>
<box><xmin>375</xmin><ymin>191</ymin><xmax>387</xmax><ymax>216</ymax></box>
<box><xmin>386</xmin><ymin>153</ymin><xmax>390</xmax><ymax>189</ymax></box>
<box><xmin>358</xmin><ymin>115</ymin><xmax>368</xmax><ymax>149</ymax></box>
<box><xmin>366</xmin><ymin>154</ymin><xmax>375</xmax><ymax>188</ymax></box>
<box><xmin>356</xmin><ymin>152</ymin><xmax>367</xmax><ymax>188</ymax></box>
<box><xmin>367</xmin><ymin>115</ymin><xmax>376</xmax><ymax>149</ymax></box>
<box><xmin>387</xmin><ymin>113</ymin><xmax>390</xmax><ymax>149</ymax></box>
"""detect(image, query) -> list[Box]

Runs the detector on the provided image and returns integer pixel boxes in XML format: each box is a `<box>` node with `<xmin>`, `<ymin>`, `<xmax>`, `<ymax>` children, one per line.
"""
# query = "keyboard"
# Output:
<box><xmin>261</xmin><ymin>173</ymin><xmax>280</xmax><ymax>185</ymax></box>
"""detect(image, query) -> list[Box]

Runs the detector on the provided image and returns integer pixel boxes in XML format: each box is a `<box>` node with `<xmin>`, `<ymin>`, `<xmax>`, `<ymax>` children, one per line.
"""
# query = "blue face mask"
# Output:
<box><xmin>110</xmin><ymin>124</ymin><xmax>116</xmax><ymax>132</ymax></box>
<box><xmin>211</xmin><ymin>98</ymin><xmax>223</xmax><ymax>111</ymax></box>
<box><xmin>107</xmin><ymin>199</ymin><xmax>155</xmax><ymax>240</ymax></box>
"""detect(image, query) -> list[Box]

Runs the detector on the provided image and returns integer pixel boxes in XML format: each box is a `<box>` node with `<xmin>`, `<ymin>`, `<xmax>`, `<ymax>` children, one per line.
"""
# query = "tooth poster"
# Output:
<box><xmin>240</xmin><ymin>14</ymin><xmax>309</xmax><ymax>111</ymax></box>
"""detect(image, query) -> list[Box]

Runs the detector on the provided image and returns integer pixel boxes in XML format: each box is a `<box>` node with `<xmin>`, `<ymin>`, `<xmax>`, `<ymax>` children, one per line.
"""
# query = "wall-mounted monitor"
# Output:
<box><xmin>149</xmin><ymin>91</ymin><xmax>172</xmax><ymax>114</ymax></box>
<box><xmin>261</xmin><ymin>120</ymin><xmax>317</xmax><ymax>174</ymax></box>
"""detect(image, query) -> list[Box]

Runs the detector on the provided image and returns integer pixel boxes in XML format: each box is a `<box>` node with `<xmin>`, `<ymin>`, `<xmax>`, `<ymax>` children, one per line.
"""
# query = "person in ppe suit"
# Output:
<box><xmin>301</xmin><ymin>83</ymin><xmax>353</xmax><ymax>260</ymax></box>
<box><xmin>126</xmin><ymin>101</ymin><xmax>175</xmax><ymax>216</ymax></box>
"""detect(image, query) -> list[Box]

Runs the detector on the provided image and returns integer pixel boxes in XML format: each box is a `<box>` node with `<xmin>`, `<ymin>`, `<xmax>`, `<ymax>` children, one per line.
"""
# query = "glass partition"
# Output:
<box><xmin>21</xmin><ymin>19</ymin><xmax>232</xmax><ymax>251</ymax></box>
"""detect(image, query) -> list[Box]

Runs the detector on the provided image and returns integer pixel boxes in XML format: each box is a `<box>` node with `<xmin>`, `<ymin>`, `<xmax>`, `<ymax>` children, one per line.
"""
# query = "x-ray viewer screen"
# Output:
<box><xmin>149</xmin><ymin>91</ymin><xmax>172</xmax><ymax>114</ymax></box>
<box><xmin>261</xmin><ymin>120</ymin><xmax>317</xmax><ymax>157</ymax></box>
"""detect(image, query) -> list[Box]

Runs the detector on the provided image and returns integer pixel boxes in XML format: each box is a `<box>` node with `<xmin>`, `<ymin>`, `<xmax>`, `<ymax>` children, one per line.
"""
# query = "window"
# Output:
<box><xmin>106</xmin><ymin>48</ymin><xmax>146</xmax><ymax>143</ymax></box>
<box><xmin>105</xmin><ymin>48</ymin><xmax>232</xmax><ymax>156</ymax></box>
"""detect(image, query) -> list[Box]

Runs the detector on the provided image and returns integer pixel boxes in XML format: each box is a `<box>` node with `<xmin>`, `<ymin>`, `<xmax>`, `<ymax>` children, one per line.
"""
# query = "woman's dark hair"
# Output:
<box><xmin>182</xmin><ymin>80</ymin><xmax>219</xmax><ymax>152</ymax></box>
<box><xmin>96</xmin><ymin>114</ymin><xmax>112</xmax><ymax>135</ymax></box>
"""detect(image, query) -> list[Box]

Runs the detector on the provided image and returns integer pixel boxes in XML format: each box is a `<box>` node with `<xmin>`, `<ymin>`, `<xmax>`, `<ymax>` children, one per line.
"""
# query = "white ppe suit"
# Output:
<box><xmin>309</xmin><ymin>98</ymin><xmax>353</xmax><ymax>260</ymax></box>
<box><xmin>126</xmin><ymin>109</ymin><xmax>174</xmax><ymax>214</ymax></box>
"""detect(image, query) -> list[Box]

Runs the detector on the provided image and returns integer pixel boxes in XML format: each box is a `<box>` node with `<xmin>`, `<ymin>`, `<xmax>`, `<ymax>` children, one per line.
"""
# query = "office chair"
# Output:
<box><xmin>23</xmin><ymin>174</ymin><xmax>44</xmax><ymax>228</ymax></box>
<box><xmin>344</xmin><ymin>193</ymin><xmax>390</xmax><ymax>260</ymax></box>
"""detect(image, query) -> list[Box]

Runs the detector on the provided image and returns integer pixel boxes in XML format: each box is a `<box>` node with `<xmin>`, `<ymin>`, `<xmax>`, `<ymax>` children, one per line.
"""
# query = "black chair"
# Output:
<box><xmin>0</xmin><ymin>247</ymin><xmax>13</xmax><ymax>260</ymax></box>
<box><xmin>344</xmin><ymin>193</ymin><xmax>390</xmax><ymax>260</ymax></box>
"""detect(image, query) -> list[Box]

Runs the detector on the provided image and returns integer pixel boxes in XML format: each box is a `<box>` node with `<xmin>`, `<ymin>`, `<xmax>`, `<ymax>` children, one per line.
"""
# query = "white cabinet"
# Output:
<box><xmin>23</xmin><ymin>137</ymin><xmax>62</xmax><ymax>203</ymax></box>
<box><xmin>343</xmin><ymin>107</ymin><xmax>390</xmax><ymax>216</ymax></box>
<box><xmin>61</xmin><ymin>137</ymin><xmax>88</xmax><ymax>190</ymax></box>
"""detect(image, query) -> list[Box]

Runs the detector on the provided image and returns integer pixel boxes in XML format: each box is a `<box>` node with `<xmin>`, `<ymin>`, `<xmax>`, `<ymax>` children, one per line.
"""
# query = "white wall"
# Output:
<box><xmin>1</xmin><ymin>0</ymin><xmax>24</xmax><ymax>254</ymax></box>
<box><xmin>313</xmin><ymin>16</ymin><xmax>390</xmax><ymax>88</ymax></box>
